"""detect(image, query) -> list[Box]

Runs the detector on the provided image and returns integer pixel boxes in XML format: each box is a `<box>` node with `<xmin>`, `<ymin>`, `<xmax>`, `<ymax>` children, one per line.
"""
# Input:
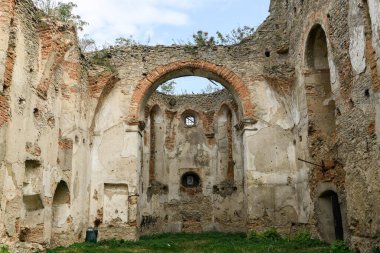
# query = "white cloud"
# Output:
<box><xmin>60</xmin><ymin>0</ymin><xmax>206</xmax><ymax>44</ymax></box>
<box><xmin>60</xmin><ymin>0</ymin><xmax>233</xmax><ymax>45</ymax></box>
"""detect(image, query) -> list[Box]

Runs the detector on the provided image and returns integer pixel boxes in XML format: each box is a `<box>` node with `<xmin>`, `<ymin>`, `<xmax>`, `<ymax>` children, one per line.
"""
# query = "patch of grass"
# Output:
<box><xmin>330</xmin><ymin>240</ymin><xmax>350</xmax><ymax>253</ymax></box>
<box><xmin>291</xmin><ymin>231</ymin><xmax>312</xmax><ymax>242</ymax></box>
<box><xmin>48</xmin><ymin>231</ymin><xmax>354</xmax><ymax>253</ymax></box>
<box><xmin>0</xmin><ymin>245</ymin><xmax>9</xmax><ymax>253</ymax></box>
<box><xmin>261</xmin><ymin>228</ymin><xmax>282</xmax><ymax>241</ymax></box>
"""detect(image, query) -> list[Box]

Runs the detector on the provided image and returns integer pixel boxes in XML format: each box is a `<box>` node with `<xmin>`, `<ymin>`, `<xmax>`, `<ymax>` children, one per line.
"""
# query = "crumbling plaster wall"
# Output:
<box><xmin>89</xmin><ymin>9</ymin><xmax>311</xmax><ymax>239</ymax></box>
<box><xmin>280</xmin><ymin>0</ymin><xmax>379</xmax><ymax>251</ymax></box>
<box><xmin>138</xmin><ymin>90</ymin><xmax>245</xmax><ymax>234</ymax></box>
<box><xmin>0</xmin><ymin>0</ymin><xmax>92</xmax><ymax>250</ymax></box>
<box><xmin>367</xmin><ymin>0</ymin><xmax>380</xmax><ymax>144</ymax></box>
<box><xmin>87</xmin><ymin>0</ymin><xmax>380</xmax><ymax>250</ymax></box>
<box><xmin>0</xmin><ymin>0</ymin><xmax>378</xmax><ymax>251</ymax></box>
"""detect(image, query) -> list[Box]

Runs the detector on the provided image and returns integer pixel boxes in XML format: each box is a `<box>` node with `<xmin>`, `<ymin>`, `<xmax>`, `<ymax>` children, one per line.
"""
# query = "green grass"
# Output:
<box><xmin>48</xmin><ymin>231</ymin><xmax>353</xmax><ymax>253</ymax></box>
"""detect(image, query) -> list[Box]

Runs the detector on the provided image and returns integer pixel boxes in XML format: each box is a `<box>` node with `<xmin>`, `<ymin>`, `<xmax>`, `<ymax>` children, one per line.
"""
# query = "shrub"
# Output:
<box><xmin>247</xmin><ymin>230</ymin><xmax>261</xmax><ymax>242</ymax></box>
<box><xmin>330</xmin><ymin>240</ymin><xmax>349</xmax><ymax>252</ymax></box>
<box><xmin>247</xmin><ymin>228</ymin><xmax>282</xmax><ymax>242</ymax></box>
<box><xmin>87</xmin><ymin>48</ymin><xmax>116</xmax><ymax>72</ymax></box>
<box><xmin>0</xmin><ymin>246</ymin><xmax>9</xmax><ymax>253</ymax></box>
<box><xmin>292</xmin><ymin>231</ymin><xmax>312</xmax><ymax>242</ymax></box>
<box><xmin>261</xmin><ymin>228</ymin><xmax>282</xmax><ymax>241</ymax></box>
<box><xmin>33</xmin><ymin>0</ymin><xmax>88</xmax><ymax>31</ymax></box>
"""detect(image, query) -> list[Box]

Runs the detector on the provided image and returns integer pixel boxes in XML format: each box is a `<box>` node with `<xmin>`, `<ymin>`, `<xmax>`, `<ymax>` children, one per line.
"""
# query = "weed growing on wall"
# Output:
<box><xmin>33</xmin><ymin>0</ymin><xmax>88</xmax><ymax>30</ymax></box>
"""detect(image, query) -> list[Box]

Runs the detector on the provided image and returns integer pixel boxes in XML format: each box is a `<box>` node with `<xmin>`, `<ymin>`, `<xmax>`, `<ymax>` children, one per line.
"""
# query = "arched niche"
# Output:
<box><xmin>217</xmin><ymin>104</ymin><xmax>235</xmax><ymax>181</ymax></box>
<box><xmin>305</xmin><ymin>24</ymin><xmax>329</xmax><ymax>70</ymax></box>
<box><xmin>53</xmin><ymin>181</ymin><xmax>70</xmax><ymax>205</ymax></box>
<box><xmin>304</xmin><ymin>24</ymin><xmax>336</xmax><ymax>158</ymax></box>
<box><xmin>51</xmin><ymin>181</ymin><xmax>71</xmax><ymax>246</ymax></box>
<box><xmin>148</xmin><ymin>105</ymin><xmax>164</xmax><ymax>183</ymax></box>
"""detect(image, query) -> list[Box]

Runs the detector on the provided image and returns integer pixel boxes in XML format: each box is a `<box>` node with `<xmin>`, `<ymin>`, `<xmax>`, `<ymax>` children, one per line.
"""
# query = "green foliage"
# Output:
<box><xmin>157</xmin><ymin>80</ymin><xmax>223</xmax><ymax>96</ymax></box>
<box><xmin>88</xmin><ymin>47</ymin><xmax>115</xmax><ymax>72</ymax></box>
<box><xmin>33</xmin><ymin>0</ymin><xmax>88</xmax><ymax>31</ymax></box>
<box><xmin>158</xmin><ymin>80</ymin><xmax>176</xmax><ymax>95</ymax></box>
<box><xmin>200</xmin><ymin>83</ymin><xmax>223</xmax><ymax>94</ymax></box>
<box><xmin>192</xmin><ymin>31</ymin><xmax>216</xmax><ymax>47</ymax></box>
<box><xmin>0</xmin><ymin>245</ymin><xmax>9</xmax><ymax>253</ymax></box>
<box><xmin>48</xmin><ymin>231</ymin><xmax>351</xmax><ymax>253</ymax></box>
<box><xmin>292</xmin><ymin>231</ymin><xmax>312</xmax><ymax>242</ymax></box>
<box><xmin>33</xmin><ymin>0</ymin><xmax>57</xmax><ymax>15</ymax></box>
<box><xmin>55</xmin><ymin>2</ymin><xmax>88</xmax><ymax>30</ymax></box>
<box><xmin>247</xmin><ymin>228</ymin><xmax>282</xmax><ymax>242</ymax></box>
<box><xmin>330</xmin><ymin>240</ymin><xmax>350</xmax><ymax>253</ymax></box>
<box><xmin>247</xmin><ymin>230</ymin><xmax>262</xmax><ymax>242</ymax></box>
<box><xmin>79</xmin><ymin>34</ymin><xmax>96</xmax><ymax>52</ymax></box>
<box><xmin>216</xmin><ymin>25</ymin><xmax>255</xmax><ymax>45</ymax></box>
<box><xmin>261</xmin><ymin>228</ymin><xmax>282</xmax><ymax>241</ymax></box>
<box><xmin>187</xmin><ymin>26</ymin><xmax>255</xmax><ymax>47</ymax></box>
<box><xmin>115</xmin><ymin>36</ymin><xmax>138</xmax><ymax>47</ymax></box>
<box><xmin>372</xmin><ymin>247</ymin><xmax>380</xmax><ymax>253</ymax></box>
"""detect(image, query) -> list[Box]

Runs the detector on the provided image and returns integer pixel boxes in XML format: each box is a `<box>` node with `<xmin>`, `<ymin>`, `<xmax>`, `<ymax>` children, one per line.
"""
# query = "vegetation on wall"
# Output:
<box><xmin>173</xmin><ymin>26</ymin><xmax>255</xmax><ymax>47</ymax></box>
<box><xmin>34</xmin><ymin>0</ymin><xmax>255</xmax><ymax>47</ymax></box>
<box><xmin>158</xmin><ymin>80</ymin><xmax>176</xmax><ymax>95</ymax></box>
<box><xmin>33</xmin><ymin>0</ymin><xmax>88</xmax><ymax>31</ymax></box>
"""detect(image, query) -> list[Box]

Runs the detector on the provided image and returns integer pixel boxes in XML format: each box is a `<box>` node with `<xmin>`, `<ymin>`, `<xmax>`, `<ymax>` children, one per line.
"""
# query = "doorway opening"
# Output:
<box><xmin>317</xmin><ymin>190</ymin><xmax>344</xmax><ymax>242</ymax></box>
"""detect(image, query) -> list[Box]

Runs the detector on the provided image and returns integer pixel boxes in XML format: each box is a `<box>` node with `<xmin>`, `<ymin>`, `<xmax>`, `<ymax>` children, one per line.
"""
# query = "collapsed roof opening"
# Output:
<box><xmin>157</xmin><ymin>76</ymin><xmax>224</xmax><ymax>95</ymax></box>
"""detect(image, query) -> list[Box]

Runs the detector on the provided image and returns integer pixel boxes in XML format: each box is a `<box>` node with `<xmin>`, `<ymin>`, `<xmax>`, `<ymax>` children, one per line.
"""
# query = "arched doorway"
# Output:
<box><xmin>127</xmin><ymin>60</ymin><xmax>254</xmax><ymax>123</ymax></box>
<box><xmin>88</xmin><ymin>59</ymin><xmax>252</xmax><ymax>239</ymax></box>
<box><xmin>139</xmin><ymin>72</ymin><xmax>245</xmax><ymax>234</ymax></box>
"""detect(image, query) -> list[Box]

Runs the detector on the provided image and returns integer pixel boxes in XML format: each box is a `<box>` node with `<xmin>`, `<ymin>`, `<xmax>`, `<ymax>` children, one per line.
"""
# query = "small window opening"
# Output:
<box><xmin>181</xmin><ymin>172</ymin><xmax>200</xmax><ymax>188</ymax></box>
<box><xmin>33</xmin><ymin>108</ymin><xmax>39</xmax><ymax>118</ymax></box>
<box><xmin>364</xmin><ymin>89</ymin><xmax>370</xmax><ymax>98</ymax></box>
<box><xmin>185</xmin><ymin>115</ymin><xmax>196</xmax><ymax>127</ymax></box>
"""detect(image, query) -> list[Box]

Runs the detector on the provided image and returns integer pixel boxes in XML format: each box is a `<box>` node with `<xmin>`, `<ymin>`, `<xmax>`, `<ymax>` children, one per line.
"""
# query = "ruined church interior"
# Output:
<box><xmin>0</xmin><ymin>0</ymin><xmax>379</xmax><ymax>252</ymax></box>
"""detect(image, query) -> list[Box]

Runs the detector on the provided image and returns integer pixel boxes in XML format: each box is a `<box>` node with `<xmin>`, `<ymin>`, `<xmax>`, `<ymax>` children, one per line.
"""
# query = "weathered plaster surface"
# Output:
<box><xmin>0</xmin><ymin>0</ymin><xmax>379</xmax><ymax>252</ymax></box>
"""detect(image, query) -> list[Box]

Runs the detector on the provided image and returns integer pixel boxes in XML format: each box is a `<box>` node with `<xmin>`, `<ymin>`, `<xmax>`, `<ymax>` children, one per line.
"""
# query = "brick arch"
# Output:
<box><xmin>128</xmin><ymin>60</ymin><xmax>254</xmax><ymax>123</ymax></box>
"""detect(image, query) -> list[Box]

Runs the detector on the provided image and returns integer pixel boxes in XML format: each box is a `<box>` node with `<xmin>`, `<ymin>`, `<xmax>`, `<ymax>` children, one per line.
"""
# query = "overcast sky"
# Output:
<box><xmin>61</xmin><ymin>0</ymin><xmax>271</xmax><ymax>93</ymax></box>
<box><xmin>61</xmin><ymin>0</ymin><xmax>270</xmax><ymax>46</ymax></box>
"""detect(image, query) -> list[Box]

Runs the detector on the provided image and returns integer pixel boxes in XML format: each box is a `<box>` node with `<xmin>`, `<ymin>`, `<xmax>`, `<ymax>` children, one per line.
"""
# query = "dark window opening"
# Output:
<box><xmin>365</xmin><ymin>89</ymin><xmax>370</xmax><ymax>98</ymax></box>
<box><xmin>181</xmin><ymin>172</ymin><xmax>200</xmax><ymax>188</ymax></box>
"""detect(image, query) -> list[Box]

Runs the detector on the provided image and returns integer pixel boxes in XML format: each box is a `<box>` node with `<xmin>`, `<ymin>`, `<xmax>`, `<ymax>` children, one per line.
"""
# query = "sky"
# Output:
<box><xmin>60</xmin><ymin>0</ymin><xmax>271</xmax><ymax>93</ymax></box>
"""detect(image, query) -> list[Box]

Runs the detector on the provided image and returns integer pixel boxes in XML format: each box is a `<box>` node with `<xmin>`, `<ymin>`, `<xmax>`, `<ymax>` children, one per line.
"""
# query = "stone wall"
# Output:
<box><xmin>0</xmin><ymin>0</ymin><xmax>92</xmax><ymax>251</ymax></box>
<box><xmin>89</xmin><ymin>40</ymin><xmax>304</xmax><ymax>241</ymax></box>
